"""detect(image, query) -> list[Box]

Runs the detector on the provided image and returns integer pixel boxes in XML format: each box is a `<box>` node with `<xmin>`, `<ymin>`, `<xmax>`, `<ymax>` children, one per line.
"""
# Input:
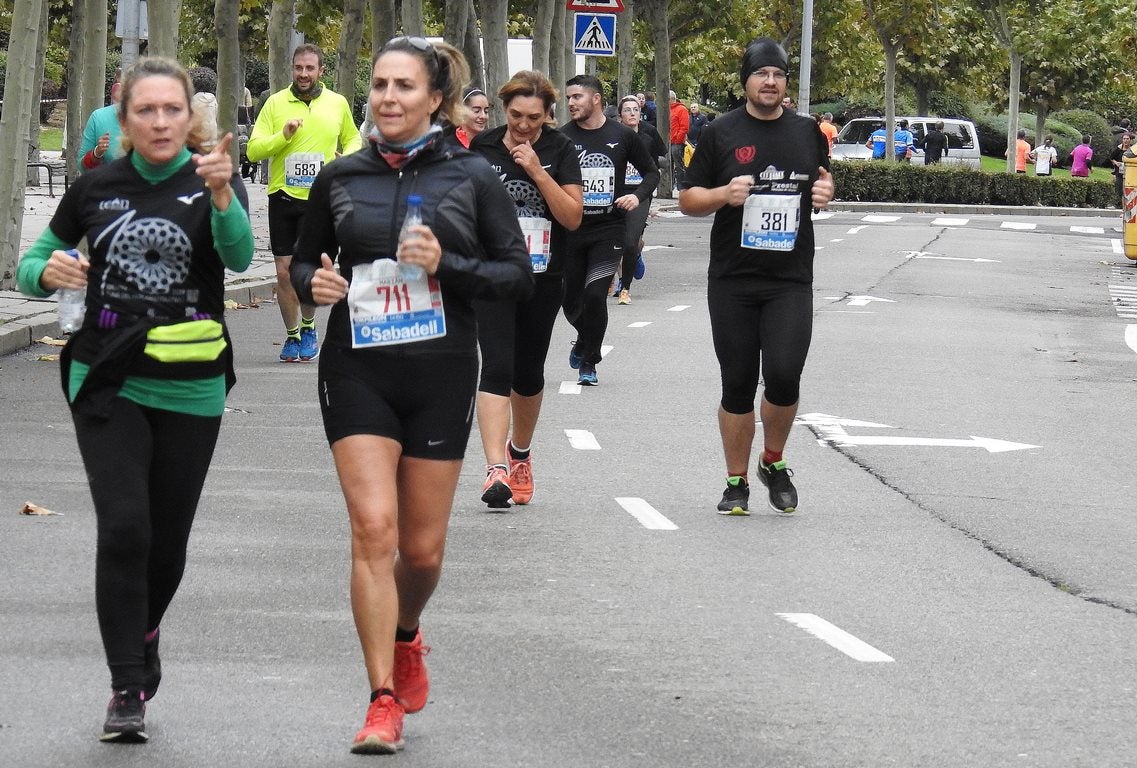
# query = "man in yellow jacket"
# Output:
<box><xmin>248</xmin><ymin>44</ymin><xmax>362</xmax><ymax>362</ymax></box>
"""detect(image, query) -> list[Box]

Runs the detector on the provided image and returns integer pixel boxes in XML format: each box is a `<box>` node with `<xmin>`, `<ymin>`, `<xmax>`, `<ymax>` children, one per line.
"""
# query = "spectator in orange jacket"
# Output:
<box><xmin>669</xmin><ymin>90</ymin><xmax>690</xmax><ymax>189</ymax></box>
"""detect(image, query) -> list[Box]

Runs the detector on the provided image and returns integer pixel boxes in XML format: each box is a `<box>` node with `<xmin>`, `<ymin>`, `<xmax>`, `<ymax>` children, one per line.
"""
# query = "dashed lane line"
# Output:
<box><xmin>615</xmin><ymin>498</ymin><xmax>678</xmax><ymax>530</ymax></box>
<box><xmin>1000</xmin><ymin>221</ymin><xmax>1036</xmax><ymax>230</ymax></box>
<box><xmin>565</xmin><ymin>429</ymin><xmax>601</xmax><ymax>450</ymax></box>
<box><xmin>931</xmin><ymin>217</ymin><xmax>969</xmax><ymax>226</ymax></box>
<box><xmin>847</xmin><ymin>225</ymin><xmax>869</xmax><ymax>234</ymax></box>
<box><xmin>559</xmin><ymin>381</ymin><xmax>582</xmax><ymax>394</ymax></box>
<box><xmin>1112</xmin><ymin>239</ymin><xmax>1123</xmax><ymax>254</ymax></box>
<box><xmin>667</xmin><ymin>305</ymin><xmax>690</xmax><ymax>312</ymax></box>
<box><xmin>861</xmin><ymin>215</ymin><xmax>900</xmax><ymax>223</ymax></box>
<box><xmin>776</xmin><ymin>613</ymin><xmax>895</xmax><ymax>663</ymax></box>
<box><xmin>1071</xmin><ymin>225</ymin><xmax>1105</xmax><ymax>234</ymax></box>
<box><xmin>628</xmin><ymin>321</ymin><xmax>652</xmax><ymax>328</ymax></box>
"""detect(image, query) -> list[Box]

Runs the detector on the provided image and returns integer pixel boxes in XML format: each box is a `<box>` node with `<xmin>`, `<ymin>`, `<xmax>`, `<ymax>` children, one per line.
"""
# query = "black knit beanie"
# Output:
<box><xmin>740</xmin><ymin>38</ymin><xmax>790</xmax><ymax>87</ymax></box>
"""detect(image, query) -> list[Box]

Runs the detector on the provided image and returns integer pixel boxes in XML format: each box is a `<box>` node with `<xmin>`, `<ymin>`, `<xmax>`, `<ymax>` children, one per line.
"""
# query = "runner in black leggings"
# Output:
<box><xmin>15</xmin><ymin>57</ymin><xmax>254</xmax><ymax>742</ymax></box>
<box><xmin>470</xmin><ymin>70</ymin><xmax>583</xmax><ymax>508</ymax></box>
<box><xmin>614</xmin><ymin>94</ymin><xmax>664</xmax><ymax>304</ymax></box>
<box><xmin>679</xmin><ymin>37</ymin><xmax>834</xmax><ymax>517</ymax></box>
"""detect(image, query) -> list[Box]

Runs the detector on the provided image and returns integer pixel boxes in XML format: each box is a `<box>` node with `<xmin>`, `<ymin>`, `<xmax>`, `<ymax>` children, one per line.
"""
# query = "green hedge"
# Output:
<box><xmin>832</xmin><ymin>160</ymin><xmax>1116</xmax><ymax>208</ymax></box>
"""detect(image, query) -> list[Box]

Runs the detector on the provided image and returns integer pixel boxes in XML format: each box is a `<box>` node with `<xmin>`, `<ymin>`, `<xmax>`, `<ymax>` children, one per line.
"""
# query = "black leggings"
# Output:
<box><xmin>73</xmin><ymin>398</ymin><xmax>221</xmax><ymax>689</ymax></box>
<box><xmin>563</xmin><ymin>224</ymin><xmax>623</xmax><ymax>365</ymax></box>
<box><xmin>476</xmin><ymin>272</ymin><xmax>565</xmax><ymax>397</ymax></box>
<box><xmin>708</xmin><ymin>279</ymin><xmax>813</xmax><ymax>413</ymax></box>
<box><xmin>619</xmin><ymin>197</ymin><xmax>651</xmax><ymax>290</ymax></box>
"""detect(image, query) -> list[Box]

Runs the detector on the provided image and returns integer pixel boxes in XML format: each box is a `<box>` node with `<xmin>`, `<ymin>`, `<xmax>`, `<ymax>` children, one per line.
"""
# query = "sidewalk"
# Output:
<box><xmin>0</xmin><ymin>154</ymin><xmax>1120</xmax><ymax>357</ymax></box>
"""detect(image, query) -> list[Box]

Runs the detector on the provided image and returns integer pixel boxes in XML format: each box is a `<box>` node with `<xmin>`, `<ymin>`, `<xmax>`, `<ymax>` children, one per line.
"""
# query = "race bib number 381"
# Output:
<box><xmin>347</xmin><ymin>259</ymin><xmax>446</xmax><ymax>347</ymax></box>
<box><xmin>741</xmin><ymin>192</ymin><xmax>801</xmax><ymax>252</ymax></box>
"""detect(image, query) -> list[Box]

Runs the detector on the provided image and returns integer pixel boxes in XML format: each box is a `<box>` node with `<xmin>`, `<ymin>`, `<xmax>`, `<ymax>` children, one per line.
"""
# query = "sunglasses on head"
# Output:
<box><xmin>386</xmin><ymin>35</ymin><xmax>433</xmax><ymax>52</ymax></box>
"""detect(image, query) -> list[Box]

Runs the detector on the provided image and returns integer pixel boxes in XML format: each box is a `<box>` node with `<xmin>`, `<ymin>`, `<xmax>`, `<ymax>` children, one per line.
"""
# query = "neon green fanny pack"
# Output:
<box><xmin>143</xmin><ymin>319</ymin><xmax>227</xmax><ymax>363</ymax></box>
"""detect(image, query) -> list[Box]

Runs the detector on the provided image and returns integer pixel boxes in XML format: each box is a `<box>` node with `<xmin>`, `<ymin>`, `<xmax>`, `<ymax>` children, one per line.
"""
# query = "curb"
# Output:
<box><xmin>0</xmin><ymin>279</ymin><xmax>278</xmax><ymax>359</ymax></box>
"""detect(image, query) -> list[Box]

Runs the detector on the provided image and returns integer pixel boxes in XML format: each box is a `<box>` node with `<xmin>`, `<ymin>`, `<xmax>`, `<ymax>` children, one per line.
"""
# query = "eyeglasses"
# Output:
<box><xmin>386</xmin><ymin>35</ymin><xmax>433</xmax><ymax>52</ymax></box>
<box><xmin>750</xmin><ymin>69</ymin><xmax>788</xmax><ymax>82</ymax></box>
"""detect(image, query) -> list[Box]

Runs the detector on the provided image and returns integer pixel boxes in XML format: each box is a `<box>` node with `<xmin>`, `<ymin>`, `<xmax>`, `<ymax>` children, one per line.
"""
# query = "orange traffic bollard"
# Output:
<box><xmin>1124</xmin><ymin>151</ymin><xmax>1137</xmax><ymax>260</ymax></box>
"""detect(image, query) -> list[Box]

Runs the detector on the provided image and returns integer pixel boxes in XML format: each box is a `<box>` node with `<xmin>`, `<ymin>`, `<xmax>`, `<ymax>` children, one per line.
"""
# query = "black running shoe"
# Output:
<box><xmin>143</xmin><ymin>630</ymin><xmax>161</xmax><ymax>701</ymax></box>
<box><xmin>758</xmin><ymin>459</ymin><xmax>798</xmax><ymax>514</ymax></box>
<box><xmin>716</xmin><ymin>476</ymin><xmax>750</xmax><ymax>515</ymax></box>
<box><xmin>100</xmin><ymin>689</ymin><xmax>147</xmax><ymax>743</ymax></box>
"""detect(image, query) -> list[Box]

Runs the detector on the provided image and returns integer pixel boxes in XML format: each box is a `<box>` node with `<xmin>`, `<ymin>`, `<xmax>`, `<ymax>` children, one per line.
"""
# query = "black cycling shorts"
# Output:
<box><xmin>267</xmin><ymin>190</ymin><xmax>308</xmax><ymax>258</ymax></box>
<box><xmin>317</xmin><ymin>342</ymin><xmax>478</xmax><ymax>460</ymax></box>
<box><xmin>708</xmin><ymin>278</ymin><xmax>813</xmax><ymax>413</ymax></box>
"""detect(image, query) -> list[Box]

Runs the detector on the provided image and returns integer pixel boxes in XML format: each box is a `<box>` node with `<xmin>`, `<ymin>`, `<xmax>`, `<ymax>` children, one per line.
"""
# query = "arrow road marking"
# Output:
<box><xmin>565</xmin><ymin>429</ymin><xmax>601</xmax><ymax>450</ymax></box>
<box><xmin>777</xmin><ymin>613</ymin><xmax>895</xmax><ymax>663</ymax></box>
<box><xmin>795</xmin><ymin>412</ymin><xmax>1040</xmax><ymax>453</ymax></box>
<box><xmin>616</xmin><ymin>498</ymin><xmax>677</xmax><ymax>530</ymax></box>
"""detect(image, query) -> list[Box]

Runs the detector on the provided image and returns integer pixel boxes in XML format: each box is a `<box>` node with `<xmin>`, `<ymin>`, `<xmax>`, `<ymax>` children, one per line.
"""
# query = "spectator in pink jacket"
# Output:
<box><xmin>1071</xmin><ymin>135</ymin><xmax>1094</xmax><ymax>177</ymax></box>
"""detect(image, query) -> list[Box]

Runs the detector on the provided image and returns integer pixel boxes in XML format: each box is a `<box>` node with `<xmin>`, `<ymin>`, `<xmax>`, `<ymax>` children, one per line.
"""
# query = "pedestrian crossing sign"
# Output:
<box><xmin>573</xmin><ymin>13</ymin><xmax>617</xmax><ymax>56</ymax></box>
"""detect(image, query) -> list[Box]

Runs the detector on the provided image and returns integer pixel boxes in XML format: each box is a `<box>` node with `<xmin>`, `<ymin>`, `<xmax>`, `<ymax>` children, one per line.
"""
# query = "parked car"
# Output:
<box><xmin>832</xmin><ymin>116</ymin><xmax>982</xmax><ymax>169</ymax></box>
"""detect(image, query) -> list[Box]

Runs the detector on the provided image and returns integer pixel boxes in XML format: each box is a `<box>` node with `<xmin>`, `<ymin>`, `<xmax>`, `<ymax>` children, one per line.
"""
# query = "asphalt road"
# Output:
<box><xmin>1</xmin><ymin>209</ymin><xmax>1135</xmax><ymax>767</ymax></box>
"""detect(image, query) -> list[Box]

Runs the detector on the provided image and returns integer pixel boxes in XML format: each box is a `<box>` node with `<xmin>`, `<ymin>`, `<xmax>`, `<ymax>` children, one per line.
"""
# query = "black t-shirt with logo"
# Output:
<box><xmin>470</xmin><ymin>125</ymin><xmax>583</xmax><ymax>275</ymax></box>
<box><xmin>560</xmin><ymin>117</ymin><xmax>659</xmax><ymax>231</ymax></box>
<box><xmin>684</xmin><ymin>107</ymin><xmax>828</xmax><ymax>284</ymax></box>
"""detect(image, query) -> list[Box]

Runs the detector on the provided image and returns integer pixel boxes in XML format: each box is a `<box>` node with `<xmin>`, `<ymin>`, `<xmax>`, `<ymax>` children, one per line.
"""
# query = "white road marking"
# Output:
<box><xmin>654</xmin><ymin>210</ymin><xmax>685</xmax><ymax>218</ymax></box>
<box><xmin>907</xmin><ymin>254</ymin><xmax>999</xmax><ymax>263</ymax></box>
<box><xmin>845</xmin><ymin>295</ymin><xmax>894</xmax><ymax>307</ymax></box>
<box><xmin>830</xmin><ymin>238</ymin><xmax>844</xmax><ymax>242</ymax></box>
<box><xmin>776</xmin><ymin>613</ymin><xmax>895</xmax><ymax>663</ymax></box>
<box><xmin>615</xmin><ymin>498</ymin><xmax>678</xmax><ymax>530</ymax></box>
<box><xmin>1001</xmin><ymin>221</ymin><xmax>1036</xmax><ymax>230</ymax></box>
<box><xmin>559</xmin><ymin>381</ymin><xmax>582</xmax><ymax>394</ymax></box>
<box><xmin>641</xmin><ymin>245</ymin><xmax>674</xmax><ymax>252</ymax></box>
<box><xmin>565</xmin><ymin>429</ymin><xmax>600</xmax><ymax>450</ymax></box>
<box><xmin>812</xmin><ymin>211</ymin><xmax>835</xmax><ymax>220</ymax></box>
<box><xmin>667</xmin><ymin>305</ymin><xmax>690</xmax><ymax>312</ymax></box>
<box><xmin>1112</xmin><ymin>239</ymin><xmax>1123</xmax><ymax>254</ymax></box>
<box><xmin>1071</xmin><ymin>226</ymin><xmax>1105</xmax><ymax>234</ymax></box>
<box><xmin>931</xmin><ymin>217</ymin><xmax>969</xmax><ymax>226</ymax></box>
<box><xmin>601</xmin><ymin>345</ymin><xmax>613</xmax><ymax>357</ymax></box>
<box><xmin>862</xmin><ymin>215</ymin><xmax>900</xmax><ymax>222</ymax></box>
<box><xmin>628</xmin><ymin>321</ymin><xmax>652</xmax><ymax>328</ymax></box>
<box><xmin>1126</xmin><ymin>325</ymin><xmax>1137</xmax><ymax>355</ymax></box>
<box><xmin>797</xmin><ymin>412</ymin><xmax>1040</xmax><ymax>453</ymax></box>
<box><xmin>847</xmin><ymin>225</ymin><xmax>869</xmax><ymax>234</ymax></box>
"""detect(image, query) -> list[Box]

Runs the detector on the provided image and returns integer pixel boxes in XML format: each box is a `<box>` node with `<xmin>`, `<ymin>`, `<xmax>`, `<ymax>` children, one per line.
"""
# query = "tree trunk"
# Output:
<box><xmin>549</xmin><ymin>1</ymin><xmax>568</xmax><ymax>121</ymax></box>
<box><xmin>481</xmin><ymin>0</ymin><xmax>509</xmax><ymax>128</ymax></box>
<box><xmin>370</xmin><ymin>0</ymin><xmax>397</xmax><ymax>56</ymax></box>
<box><xmin>0</xmin><ymin>0</ymin><xmax>46</xmax><ymax>289</ymax></box>
<box><xmin>65</xmin><ymin>0</ymin><xmax>88</xmax><ymax>180</ymax></box>
<box><xmin>915</xmin><ymin>83</ymin><xmax>930</xmax><ymax>116</ymax></box>
<box><xmin>336</xmin><ymin>0</ymin><xmax>366</xmax><ymax>110</ymax></box>
<box><xmin>532</xmin><ymin>0</ymin><xmax>555</xmax><ymax>76</ymax></box>
<box><xmin>883</xmin><ymin>40</ymin><xmax>896</xmax><ymax>161</ymax></box>
<box><xmin>1006</xmin><ymin>48</ymin><xmax>1021</xmax><ymax>173</ymax></box>
<box><xmin>83</xmin><ymin>0</ymin><xmax>109</xmax><ymax>120</ymax></box>
<box><xmin>268</xmin><ymin>0</ymin><xmax>297</xmax><ymax>91</ymax></box>
<box><xmin>26</xmin><ymin>0</ymin><xmax>48</xmax><ymax>187</ymax></box>
<box><xmin>214</xmin><ymin>0</ymin><xmax>240</xmax><ymax>161</ymax></box>
<box><xmin>617</xmin><ymin>0</ymin><xmax>634</xmax><ymax>98</ymax></box>
<box><xmin>463</xmin><ymin>2</ymin><xmax>485</xmax><ymax>93</ymax></box>
<box><xmin>644</xmin><ymin>0</ymin><xmax>672</xmax><ymax>195</ymax></box>
<box><xmin>148</xmin><ymin>0</ymin><xmax>183</xmax><ymax>59</ymax></box>
<box><xmin>443</xmin><ymin>0</ymin><xmax>467</xmax><ymax>47</ymax></box>
<box><xmin>402</xmin><ymin>0</ymin><xmax>424</xmax><ymax>37</ymax></box>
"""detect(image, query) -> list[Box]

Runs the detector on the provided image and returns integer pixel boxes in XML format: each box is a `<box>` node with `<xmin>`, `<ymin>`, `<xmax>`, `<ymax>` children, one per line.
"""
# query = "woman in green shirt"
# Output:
<box><xmin>16</xmin><ymin>57</ymin><xmax>254</xmax><ymax>744</ymax></box>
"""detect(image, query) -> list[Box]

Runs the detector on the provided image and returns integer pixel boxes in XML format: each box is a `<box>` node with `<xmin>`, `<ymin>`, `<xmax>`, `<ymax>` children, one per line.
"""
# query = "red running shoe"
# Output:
<box><xmin>351</xmin><ymin>693</ymin><xmax>405</xmax><ymax>754</ymax></box>
<box><xmin>508</xmin><ymin>453</ymin><xmax>534</xmax><ymax>505</ymax></box>
<box><xmin>393</xmin><ymin>628</ymin><xmax>431</xmax><ymax>713</ymax></box>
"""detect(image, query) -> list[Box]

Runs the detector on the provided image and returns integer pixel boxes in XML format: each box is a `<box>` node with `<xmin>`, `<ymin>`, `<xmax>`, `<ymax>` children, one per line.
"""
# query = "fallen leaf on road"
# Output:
<box><xmin>20</xmin><ymin>502</ymin><xmax>62</xmax><ymax>516</ymax></box>
<box><xmin>37</xmin><ymin>336</ymin><xmax>67</xmax><ymax>347</ymax></box>
<box><xmin>37</xmin><ymin>354</ymin><xmax>60</xmax><ymax>362</ymax></box>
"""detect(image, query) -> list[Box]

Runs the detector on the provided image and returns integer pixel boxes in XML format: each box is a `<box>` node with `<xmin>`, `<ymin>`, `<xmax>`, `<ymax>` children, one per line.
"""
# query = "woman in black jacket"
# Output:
<box><xmin>290</xmin><ymin>36</ymin><xmax>532</xmax><ymax>755</ymax></box>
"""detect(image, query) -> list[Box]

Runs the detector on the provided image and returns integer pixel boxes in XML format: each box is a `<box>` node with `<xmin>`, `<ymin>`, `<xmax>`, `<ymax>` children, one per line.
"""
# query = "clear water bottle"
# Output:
<box><xmin>397</xmin><ymin>194</ymin><xmax>425</xmax><ymax>280</ymax></box>
<box><xmin>57</xmin><ymin>249</ymin><xmax>86</xmax><ymax>333</ymax></box>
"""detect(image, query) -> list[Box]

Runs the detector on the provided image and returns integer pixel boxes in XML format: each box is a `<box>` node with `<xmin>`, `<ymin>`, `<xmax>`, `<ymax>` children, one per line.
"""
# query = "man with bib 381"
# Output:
<box><xmin>248</xmin><ymin>44</ymin><xmax>362</xmax><ymax>362</ymax></box>
<box><xmin>679</xmin><ymin>37</ymin><xmax>833</xmax><ymax>517</ymax></box>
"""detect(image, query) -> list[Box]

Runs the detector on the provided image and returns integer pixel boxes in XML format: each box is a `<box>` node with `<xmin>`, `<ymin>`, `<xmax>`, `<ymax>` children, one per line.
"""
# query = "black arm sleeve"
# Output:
<box><xmin>629</xmin><ymin>129</ymin><xmax>661</xmax><ymax>202</ymax></box>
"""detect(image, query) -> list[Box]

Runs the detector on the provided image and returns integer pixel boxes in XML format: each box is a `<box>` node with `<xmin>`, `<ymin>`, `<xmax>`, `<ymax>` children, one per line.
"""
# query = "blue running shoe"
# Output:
<box><xmin>634</xmin><ymin>255</ymin><xmax>646</xmax><ymax>280</ymax></box>
<box><xmin>578</xmin><ymin>363</ymin><xmax>598</xmax><ymax>386</ymax></box>
<box><xmin>568</xmin><ymin>342</ymin><xmax>582</xmax><ymax>370</ymax></box>
<box><xmin>299</xmin><ymin>327</ymin><xmax>319</xmax><ymax>361</ymax></box>
<box><xmin>279</xmin><ymin>336</ymin><xmax>301</xmax><ymax>362</ymax></box>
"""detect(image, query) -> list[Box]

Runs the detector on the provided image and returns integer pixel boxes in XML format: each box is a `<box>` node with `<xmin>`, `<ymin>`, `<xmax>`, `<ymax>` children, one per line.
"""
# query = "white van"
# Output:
<box><xmin>831</xmin><ymin>117</ymin><xmax>982</xmax><ymax>169</ymax></box>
